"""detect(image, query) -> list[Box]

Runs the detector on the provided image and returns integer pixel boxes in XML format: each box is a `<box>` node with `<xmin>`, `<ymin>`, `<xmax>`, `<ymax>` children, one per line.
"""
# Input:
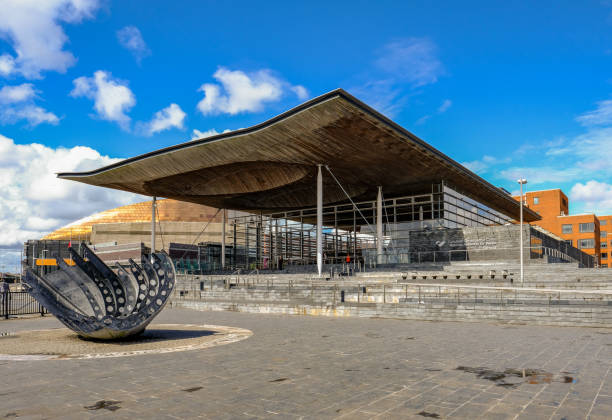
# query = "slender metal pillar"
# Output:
<box><xmin>377</xmin><ymin>186</ymin><xmax>383</xmax><ymax>264</ymax></box>
<box><xmin>317</xmin><ymin>164</ymin><xmax>323</xmax><ymax>276</ymax></box>
<box><xmin>150</xmin><ymin>196</ymin><xmax>157</xmax><ymax>262</ymax></box>
<box><xmin>221</xmin><ymin>209</ymin><xmax>226</xmax><ymax>269</ymax></box>
<box><xmin>518</xmin><ymin>178</ymin><xmax>527</xmax><ymax>286</ymax></box>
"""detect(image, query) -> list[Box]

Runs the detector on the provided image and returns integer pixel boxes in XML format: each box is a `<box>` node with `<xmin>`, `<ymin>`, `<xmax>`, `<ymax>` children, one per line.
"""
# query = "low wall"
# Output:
<box><xmin>172</xmin><ymin>298</ymin><xmax>612</xmax><ymax>328</ymax></box>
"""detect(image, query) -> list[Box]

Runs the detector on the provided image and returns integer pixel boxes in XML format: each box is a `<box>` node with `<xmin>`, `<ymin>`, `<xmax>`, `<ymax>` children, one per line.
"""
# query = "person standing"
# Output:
<box><xmin>0</xmin><ymin>277</ymin><xmax>9</xmax><ymax>316</ymax></box>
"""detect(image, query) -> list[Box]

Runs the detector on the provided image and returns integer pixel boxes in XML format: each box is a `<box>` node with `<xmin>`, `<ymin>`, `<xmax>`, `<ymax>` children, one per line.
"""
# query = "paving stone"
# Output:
<box><xmin>1</xmin><ymin>308</ymin><xmax>611</xmax><ymax>419</ymax></box>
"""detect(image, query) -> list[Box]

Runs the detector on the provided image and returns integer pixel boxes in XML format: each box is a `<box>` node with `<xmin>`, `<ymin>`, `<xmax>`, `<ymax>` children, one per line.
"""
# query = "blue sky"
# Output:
<box><xmin>2</xmin><ymin>0</ymin><xmax>612</xmax><ymax>270</ymax></box>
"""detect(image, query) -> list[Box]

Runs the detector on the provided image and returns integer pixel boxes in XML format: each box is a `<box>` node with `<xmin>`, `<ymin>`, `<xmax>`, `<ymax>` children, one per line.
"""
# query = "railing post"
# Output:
<box><xmin>4</xmin><ymin>291</ymin><xmax>8</xmax><ymax>319</ymax></box>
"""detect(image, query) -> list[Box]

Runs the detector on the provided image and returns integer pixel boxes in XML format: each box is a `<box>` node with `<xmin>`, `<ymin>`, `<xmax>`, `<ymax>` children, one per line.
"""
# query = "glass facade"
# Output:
<box><xmin>226</xmin><ymin>182</ymin><xmax>515</xmax><ymax>270</ymax></box>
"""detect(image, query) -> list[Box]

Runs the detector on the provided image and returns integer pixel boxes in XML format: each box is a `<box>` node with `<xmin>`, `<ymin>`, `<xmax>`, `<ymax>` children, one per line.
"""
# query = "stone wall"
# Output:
<box><xmin>368</xmin><ymin>224</ymin><xmax>593</xmax><ymax>266</ymax></box>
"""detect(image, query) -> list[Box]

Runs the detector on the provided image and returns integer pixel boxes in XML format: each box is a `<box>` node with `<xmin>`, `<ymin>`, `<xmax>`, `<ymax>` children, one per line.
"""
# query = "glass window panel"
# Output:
<box><xmin>579</xmin><ymin>223</ymin><xmax>595</xmax><ymax>233</ymax></box>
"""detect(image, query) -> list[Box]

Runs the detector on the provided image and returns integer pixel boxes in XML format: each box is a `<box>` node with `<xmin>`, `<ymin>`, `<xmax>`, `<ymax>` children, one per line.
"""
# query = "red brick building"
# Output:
<box><xmin>513</xmin><ymin>189</ymin><xmax>609</xmax><ymax>267</ymax></box>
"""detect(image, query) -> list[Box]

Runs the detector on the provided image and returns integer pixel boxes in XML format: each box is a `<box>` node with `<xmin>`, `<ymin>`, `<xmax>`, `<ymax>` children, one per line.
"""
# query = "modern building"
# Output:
<box><xmin>598</xmin><ymin>215</ymin><xmax>612</xmax><ymax>268</ymax></box>
<box><xmin>513</xmin><ymin>189</ymin><xmax>609</xmax><ymax>267</ymax></box>
<box><xmin>42</xmin><ymin>198</ymin><xmax>227</xmax><ymax>247</ymax></box>
<box><xmin>49</xmin><ymin>89</ymin><xmax>593</xmax><ymax>272</ymax></box>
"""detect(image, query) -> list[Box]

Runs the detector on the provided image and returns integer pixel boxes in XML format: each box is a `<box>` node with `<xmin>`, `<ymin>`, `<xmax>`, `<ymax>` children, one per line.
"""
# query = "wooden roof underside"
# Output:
<box><xmin>58</xmin><ymin>89</ymin><xmax>539</xmax><ymax>222</ymax></box>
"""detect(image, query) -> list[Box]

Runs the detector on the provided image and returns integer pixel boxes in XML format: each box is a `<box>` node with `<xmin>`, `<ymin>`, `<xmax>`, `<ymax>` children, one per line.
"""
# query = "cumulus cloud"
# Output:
<box><xmin>0</xmin><ymin>83</ymin><xmax>59</xmax><ymax>126</ymax></box>
<box><xmin>191</xmin><ymin>128</ymin><xmax>232</xmax><ymax>140</ymax></box>
<box><xmin>196</xmin><ymin>67</ymin><xmax>308</xmax><ymax>115</ymax></box>
<box><xmin>0</xmin><ymin>0</ymin><xmax>100</xmax><ymax>78</ymax></box>
<box><xmin>116</xmin><ymin>25</ymin><xmax>151</xmax><ymax>63</ymax></box>
<box><xmin>0</xmin><ymin>84</ymin><xmax>36</xmax><ymax>104</ymax></box>
<box><xmin>570</xmin><ymin>181</ymin><xmax>612</xmax><ymax>214</ymax></box>
<box><xmin>139</xmin><ymin>103</ymin><xmax>186</xmax><ymax>136</ymax></box>
<box><xmin>70</xmin><ymin>70</ymin><xmax>136</xmax><ymax>129</ymax></box>
<box><xmin>0</xmin><ymin>105</ymin><xmax>59</xmax><ymax>126</ymax></box>
<box><xmin>0</xmin><ymin>133</ymin><xmax>143</xmax><ymax>254</ymax></box>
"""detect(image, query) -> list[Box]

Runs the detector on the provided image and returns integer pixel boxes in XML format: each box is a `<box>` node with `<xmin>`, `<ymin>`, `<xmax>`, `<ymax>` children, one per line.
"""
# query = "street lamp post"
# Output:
<box><xmin>517</xmin><ymin>178</ymin><xmax>528</xmax><ymax>286</ymax></box>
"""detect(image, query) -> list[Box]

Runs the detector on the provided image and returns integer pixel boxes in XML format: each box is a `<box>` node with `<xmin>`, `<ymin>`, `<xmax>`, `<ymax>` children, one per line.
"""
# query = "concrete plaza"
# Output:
<box><xmin>1</xmin><ymin>309</ymin><xmax>612</xmax><ymax>419</ymax></box>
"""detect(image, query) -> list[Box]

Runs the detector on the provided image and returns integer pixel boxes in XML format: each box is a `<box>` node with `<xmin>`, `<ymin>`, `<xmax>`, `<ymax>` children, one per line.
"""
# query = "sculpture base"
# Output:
<box><xmin>0</xmin><ymin>323</ymin><xmax>252</xmax><ymax>360</ymax></box>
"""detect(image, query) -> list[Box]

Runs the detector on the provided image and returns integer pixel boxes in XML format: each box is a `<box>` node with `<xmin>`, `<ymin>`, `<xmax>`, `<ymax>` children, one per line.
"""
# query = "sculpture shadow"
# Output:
<box><xmin>77</xmin><ymin>328</ymin><xmax>216</xmax><ymax>344</ymax></box>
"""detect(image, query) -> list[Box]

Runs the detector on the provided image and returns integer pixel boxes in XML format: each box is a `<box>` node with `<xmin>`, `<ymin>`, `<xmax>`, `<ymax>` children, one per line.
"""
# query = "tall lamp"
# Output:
<box><xmin>517</xmin><ymin>178</ymin><xmax>528</xmax><ymax>285</ymax></box>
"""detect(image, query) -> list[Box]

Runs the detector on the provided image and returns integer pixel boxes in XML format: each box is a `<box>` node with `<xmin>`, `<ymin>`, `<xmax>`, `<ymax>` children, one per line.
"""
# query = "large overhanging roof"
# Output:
<box><xmin>58</xmin><ymin>89</ymin><xmax>539</xmax><ymax>222</ymax></box>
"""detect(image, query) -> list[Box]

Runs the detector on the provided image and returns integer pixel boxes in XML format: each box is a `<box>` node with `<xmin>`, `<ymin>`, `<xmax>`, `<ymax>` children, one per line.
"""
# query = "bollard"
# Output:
<box><xmin>340</xmin><ymin>290</ymin><xmax>345</xmax><ymax>303</ymax></box>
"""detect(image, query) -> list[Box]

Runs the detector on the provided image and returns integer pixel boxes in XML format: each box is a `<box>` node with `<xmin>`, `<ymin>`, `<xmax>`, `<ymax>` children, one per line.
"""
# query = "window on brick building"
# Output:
<box><xmin>602</xmin><ymin>220</ymin><xmax>608</xmax><ymax>226</ymax></box>
<box><xmin>578</xmin><ymin>239</ymin><xmax>595</xmax><ymax>249</ymax></box>
<box><xmin>603</xmin><ymin>264</ymin><xmax>609</xmax><ymax>268</ymax></box>
<box><xmin>579</xmin><ymin>223</ymin><xmax>595</xmax><ymax>233</ymax></box>
<box><xmin>562</xmin><ymin>224</ymin><xmax>573</xmax><ymax>234</ymax></box>
<box><xmin>603</xmin><ymin>242</ymin><xmax>608</xmax><ymax>249</ymax></box>
<box><xmin>602</xmin><ymin>253</ymin><xmax>608</xmax><ymax>259</ymax></box>
<box><xmin>533</xmin><ymin>197</ymin><xmax>539</xmax><ymax>205</ymax></box>
<box><xmin>602</xmin><ymin>231</ymin><xmax>608</xmax><ymax>238</ymax></box>
<box><xmin>564</xmin><ymin>240</ymin><xmax>572</xmax><ymax>247</ymax></box>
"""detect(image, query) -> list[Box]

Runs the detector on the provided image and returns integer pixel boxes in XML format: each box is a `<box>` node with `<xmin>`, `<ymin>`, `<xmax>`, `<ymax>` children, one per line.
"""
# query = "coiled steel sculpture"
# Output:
<box><xmin>23</xmin><ymin>244</ymin><xmax>176</xmax><ymax>340</ymax></box>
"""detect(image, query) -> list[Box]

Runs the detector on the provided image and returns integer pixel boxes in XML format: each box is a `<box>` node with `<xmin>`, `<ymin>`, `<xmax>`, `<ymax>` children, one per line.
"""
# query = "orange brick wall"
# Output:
<box><xmin>555</xmin><ymin>214</ymin><xmax>600</xmax><ymax>265</ymax></box>
<box><xmin>512</xmin><ymin>189</ymin><xmax>601</xmax><ymax>266</ymax></box>
<box><xmin>599</xmin><ymin>215</ymin><xmax>612</xmax><ymax>268</ymax></box>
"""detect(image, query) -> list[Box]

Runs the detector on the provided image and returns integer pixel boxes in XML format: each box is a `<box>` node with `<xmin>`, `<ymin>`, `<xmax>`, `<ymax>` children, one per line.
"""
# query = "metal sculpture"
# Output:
<box><xmin>23</xmin><ymin>244</ymin><xmax>176</xmax><ymax>340</ymax></box>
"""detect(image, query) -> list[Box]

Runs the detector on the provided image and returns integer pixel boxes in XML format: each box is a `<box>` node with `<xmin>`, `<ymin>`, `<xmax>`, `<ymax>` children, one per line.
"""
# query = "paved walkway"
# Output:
<box><xmin>1</xmin><ymin>309</ymin><xmax>612</xmax><ymax>419</ymax></box>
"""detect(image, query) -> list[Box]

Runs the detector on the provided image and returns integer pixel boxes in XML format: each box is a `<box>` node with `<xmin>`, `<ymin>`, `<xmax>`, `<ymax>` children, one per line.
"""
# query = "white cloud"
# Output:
<box><xmin>375</xmin><ymin>37</ymin><xmax>444</xmax><ymax>87</ymax></box>
<box><xmin>196</xmin><ymin>67</ymin><xmax>307</xmax><ymax>115</ymax></box>
<box><xmin>438</xmin><ymin>99</ymin><xmax>452</xmax><ymax>113</ymax></box>
<box><xmin>462</xmin><ymin>155</ymin><xmax>510</xmax><ymax>174</ymax></box>
<box><xmin>191</xmin><ymin>128</ymin><xmax>232</xmax><ymax>140</ymax></box>
<box><xmin>0</xmin><ymin>83</ymin><xmax>36</xmax><ymax>104</ymax></box>
<box><xmin>499</xmin><ymin>166</ymin><xmax>582</xmax><ymax>185</ymax></box>
<box><xmin>570</xmin><ymin>181</ymin><xmax>612</xmax><ymax>214</ymax></box>
<box><xmin>0</xmin><ymin>133</ymin><xmax>143</xmax><ymax>251</ymax></box>
<box><xmin>0</xmin><ymin>83</ymin><xmax>59</xmax><ymax>126</ymax></box>
<box><xmin>140</xmin><ymin>103</ymin><xmax>186</xmax><ymax>136</ymax></box>
<box><xmin>415</xmin><ymin>98</ymin><xmax>453</xmax><ymax>126</ymax></box>
<box><xmin>0</xmin><ymin>105</ymin><xmax>59</xmax><ymax>126</ymax></box>
<box><xmin>576</xmin><ymin>99</ymin><xmax>612</xmax><ymax>127</ymax></box>
<box><xmin>116</xmin><ymin>25</ymin><xmax>151</xmax><ymax>63</ymax></box>
<box><xmin>70</xmin><ymin>70</ymin><xmax>136</xmax><ymax>129</ymax></box>
<box><xmin>291</xmin><ymin>85</ymin><xmax>309</xmax><ymax>100</ymax></box>
<box><xmin>349</xmin><ymin>38</ymin><xmax>444</xmax><ymax>117</ymax></box>
<box><xmin>0</xmin><ymin>0</ymin><xmax>100</xmax><ymax>78</ymax></box>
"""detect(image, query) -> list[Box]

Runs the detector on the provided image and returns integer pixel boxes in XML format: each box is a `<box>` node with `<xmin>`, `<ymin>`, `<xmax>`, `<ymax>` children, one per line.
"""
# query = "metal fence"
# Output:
<box><xmin>1</xmin><ymin>291</ymin><xmax>47</xmax><ymax>319</ymax></box>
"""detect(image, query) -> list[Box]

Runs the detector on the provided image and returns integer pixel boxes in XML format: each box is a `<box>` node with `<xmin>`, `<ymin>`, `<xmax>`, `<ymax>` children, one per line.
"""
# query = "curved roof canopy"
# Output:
<box><xmin>59</xmin><ymin>89</ymin><xmax>539</xmax><ymax>222</ymax></box>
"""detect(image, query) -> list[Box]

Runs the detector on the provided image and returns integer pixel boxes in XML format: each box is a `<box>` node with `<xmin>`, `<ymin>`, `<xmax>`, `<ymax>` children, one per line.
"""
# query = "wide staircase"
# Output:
<box><xmin>170</xmin><ymin>261</ymin><xmax>612</xmax><ymax>328</ymax></box>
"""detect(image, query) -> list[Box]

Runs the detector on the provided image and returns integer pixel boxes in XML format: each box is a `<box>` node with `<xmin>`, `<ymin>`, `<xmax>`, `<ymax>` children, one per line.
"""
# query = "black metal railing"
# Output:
<box><xmin>1</xmin><ymin>291</ymin><xmax>47</xmax><ymax>319</ymax></box>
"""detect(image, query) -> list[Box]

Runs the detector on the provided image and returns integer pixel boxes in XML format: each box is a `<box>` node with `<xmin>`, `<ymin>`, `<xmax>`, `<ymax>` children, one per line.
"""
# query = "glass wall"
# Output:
<box><xmin>226</xmin><ymin>182</ymin><xmax>515</xmax><ymax>270</ymax></box>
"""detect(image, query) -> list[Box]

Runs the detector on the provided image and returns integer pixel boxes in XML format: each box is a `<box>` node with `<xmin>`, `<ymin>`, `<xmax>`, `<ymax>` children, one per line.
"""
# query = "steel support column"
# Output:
<box><xmin>377</xmin><ymin>186</ymin><xmax>383</xmax><ymax>264</ymax></box>
<box><xmin>221</xmin><ymin>209</ymin><xmax>226</xmax><ymax>269</ymax></box>
<box><xmin>150</xmin><ymin>196</ymin><xmax>156</xmax><ymax>263</ymax></box>
<box><xmin>317</xmin><ymin>164</ymin><xmax>323</xmax><ymax>276</ymax></box>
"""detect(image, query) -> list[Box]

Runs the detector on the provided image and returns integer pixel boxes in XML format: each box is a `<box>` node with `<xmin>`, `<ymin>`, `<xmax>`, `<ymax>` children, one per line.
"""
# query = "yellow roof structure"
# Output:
<box><xmin>42</xmin><ymin>199</ymin><xmax>221</xmax><ymax>241</ymax></box>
